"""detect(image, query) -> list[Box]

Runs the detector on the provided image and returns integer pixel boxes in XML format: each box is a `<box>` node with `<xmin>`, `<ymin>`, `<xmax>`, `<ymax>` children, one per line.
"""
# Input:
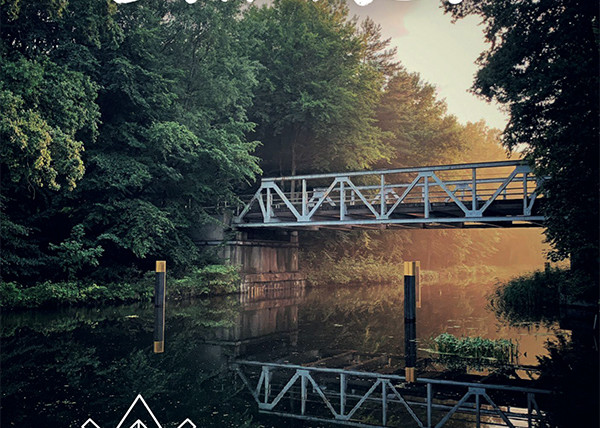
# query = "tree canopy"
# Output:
<box><xmin>242</xmin><ymin>0</ymin><xmax>390</xmax><ymax>177</ymax></box>
<box><xmin>445</xmin><ymin>0</ymin><xmax>599</xmax><ymax>281</ymax></box>
<box><xmin>1</xmin><ymin>0</ymin><xmax>558</xmax><ymax>286</ymax></box>
<box><xmin>1</xmin><ymin>0</ymin><xmax>260</xmax><ymax>281</ymax></box>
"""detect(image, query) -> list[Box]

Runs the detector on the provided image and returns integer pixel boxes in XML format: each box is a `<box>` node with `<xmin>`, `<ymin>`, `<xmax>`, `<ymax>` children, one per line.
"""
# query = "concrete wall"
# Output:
<box><xmin>193</xmin><ymin>215</ymin><xmax>306</xmax><ymax>292</ymax></box>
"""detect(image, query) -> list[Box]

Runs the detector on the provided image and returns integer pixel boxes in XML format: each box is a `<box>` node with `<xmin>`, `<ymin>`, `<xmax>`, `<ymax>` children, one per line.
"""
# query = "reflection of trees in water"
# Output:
<box><xmin>488</xmin><ymin>272</ymin><xmax>598</xmax><ymax>426</ymax></box>
<box><xmin>297</xmin><ymin>284</ymin><xmax>484</xmax><ymax>354</ymax></box>
<box><xmin>1</xmin><ymin>283</ymin><xmax>578</xmax><ymax>427</ymax></box>
<box><xmin>1</xmin><ymin>299</ymin><xmax>259</xmax><ymax>428</ymax></box>
<box><xmin>300</xmin><ymin>286</ymin><xmax>406</xmax><ymax>354</ymax></box>
<box><xmin>299</xmin><ymin>283</ymin><xmax>561</xmax><ymax>368</ymax></box>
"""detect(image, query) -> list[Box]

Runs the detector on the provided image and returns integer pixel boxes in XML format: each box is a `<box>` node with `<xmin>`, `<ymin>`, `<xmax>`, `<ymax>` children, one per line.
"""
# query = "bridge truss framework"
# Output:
<box><xmin>234</xmin><ymin>161</ymin><xmax>545</xmax><ymax>230</ymax></box>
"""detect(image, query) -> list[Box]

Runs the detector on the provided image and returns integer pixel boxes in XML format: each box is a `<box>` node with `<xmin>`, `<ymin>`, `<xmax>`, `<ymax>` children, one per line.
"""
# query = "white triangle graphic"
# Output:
<box><xmin>115</xmin><ymin>395</ymin><xmax>163</xmax><ymax>428</ymax></box>
<box><xmin>82</xmin><ymin>418</ymin><xmax>101</xmax><ymax>428</ymax></box>
<box><xmin>82</xmin><ymin>395</ymin><xmax>195</xmax><ymax>428</ymax></box>
<box><xmin>177</xmin><ymin>419</ymin><xmax>197</xmax><ymax>428</ymax></box>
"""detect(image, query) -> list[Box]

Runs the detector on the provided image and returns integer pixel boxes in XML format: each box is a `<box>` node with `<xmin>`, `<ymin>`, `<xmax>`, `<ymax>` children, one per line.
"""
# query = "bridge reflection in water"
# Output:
<box><xmin>234</xmin><ymin>360</ymin><xmax>551</xmax><ymax>428</ymax></box>
<box><xmin>194</xmin><ymin>286</ymin><xmax>303</xmax><ymax>372</ymax></box>
<box><xmin>234</xmin><ymin>161</ymin><xmax>545</xmax><ymax>229</ymax></box>
<box><xmin>219</xmin><ymin>281</ymin><xmax>557</xmax><ymax>428</ymax></box>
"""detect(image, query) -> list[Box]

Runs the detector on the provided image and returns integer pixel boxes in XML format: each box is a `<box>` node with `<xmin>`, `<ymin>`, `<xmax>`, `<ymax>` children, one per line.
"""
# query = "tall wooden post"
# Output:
<box><xmin>404</xmin><ymin>261</ymin><xmax>419</xmax><ymax>383</ymax></box>
<box><xmin>154</xmin><ymin>261</ymin><xmax>166</xmax><ymax>354</ymax></box>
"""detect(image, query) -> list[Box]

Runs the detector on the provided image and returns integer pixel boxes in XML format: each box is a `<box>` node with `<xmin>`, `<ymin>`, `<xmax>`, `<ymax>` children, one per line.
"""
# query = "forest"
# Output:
<box><xmin>1</xmin><ymin>0</ymin><xmax>597</xmax><ymax>303</ymax></box>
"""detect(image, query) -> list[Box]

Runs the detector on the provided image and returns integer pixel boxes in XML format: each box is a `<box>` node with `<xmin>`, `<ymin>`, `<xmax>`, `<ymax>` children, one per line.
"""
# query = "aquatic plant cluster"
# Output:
<box><xmin>432</xmin><ymin>332</ymin><xmax>518</xmax><ymax>368</ymax></box>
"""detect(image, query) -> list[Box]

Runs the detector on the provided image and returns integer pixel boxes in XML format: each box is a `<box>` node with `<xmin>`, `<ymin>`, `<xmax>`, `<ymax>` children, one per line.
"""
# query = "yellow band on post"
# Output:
<box><xmin>405</xmin><ymin>367</ymin><xmax>416</xmax><ymax>383</ymax></box>
<box><xmin>156</xmin><ymin>261</ymin><xmax>166</xmax><ymax>273</ymax></box>
<box><xmin>154</xmin><ymin>341</ymin><xmax>164</xmax><ymax>353</ymax></box>
<box><xmin>404</xmin><ymin>261</ymin><xmax>420</xmax><ymax>276</ymax></box>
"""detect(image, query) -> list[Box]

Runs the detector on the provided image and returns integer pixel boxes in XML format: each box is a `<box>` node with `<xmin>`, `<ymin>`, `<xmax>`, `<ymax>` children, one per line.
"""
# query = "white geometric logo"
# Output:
<box><xmin>82</xmin><ymin>394</ymin><xmax>195</xmax><ymax>428</ymax></box>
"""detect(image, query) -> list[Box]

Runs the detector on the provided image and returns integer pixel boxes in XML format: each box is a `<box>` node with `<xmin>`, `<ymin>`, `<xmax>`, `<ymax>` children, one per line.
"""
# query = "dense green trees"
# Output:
<box><xmin>2</xmin><ymin>0</ymin><xmax>569</xmax><ymax>291</ymax></box>
<box><xmin>445</xmin><ymin>0</ymin><xmax>599</xmax><ymax>282</ymax></box>
<box><xmin>1</xmin><ymin>0</ymin><xmax>260</xmax><ymax>282</ymax></box>
<box><xmin>376</xmin><ymin>69</ymin><xmax>465</xmax><ymax>167</ymax></box>
<box><xmin>243</xmin><ymin>0</ymin><xmax>390</xmax><ymax>177</ymax></box>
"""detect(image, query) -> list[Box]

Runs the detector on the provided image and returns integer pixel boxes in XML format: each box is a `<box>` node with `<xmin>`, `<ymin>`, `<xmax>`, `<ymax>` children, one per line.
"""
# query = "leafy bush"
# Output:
<box><xmin>0</xmin><ymin>264</ymin><xmax>241</xmax><ymax>310</ymax></box>
<box><xmin>0</xmin><ymin>280</ymin><xmax>153</xmax><ymax>309</ymax></box>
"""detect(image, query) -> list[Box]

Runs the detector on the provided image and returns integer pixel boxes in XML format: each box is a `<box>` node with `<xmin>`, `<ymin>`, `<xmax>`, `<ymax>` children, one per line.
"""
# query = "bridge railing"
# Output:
<box><xmin>234</xmin><ymin>161</ymin><xmax>545</xmax><ymax>227</ymax></box>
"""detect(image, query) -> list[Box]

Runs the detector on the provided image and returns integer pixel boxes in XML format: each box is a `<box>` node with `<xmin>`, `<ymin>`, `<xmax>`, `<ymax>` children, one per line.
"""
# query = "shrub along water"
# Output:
<box><xmin>489</xmin><ymin>267</ymin><xmax>596</xmax><ymax>324</ymax></box>
<box><xmin>0</xmin><ymin>265</ymin><xmax>240</xmax><ymax>310</ymax></box>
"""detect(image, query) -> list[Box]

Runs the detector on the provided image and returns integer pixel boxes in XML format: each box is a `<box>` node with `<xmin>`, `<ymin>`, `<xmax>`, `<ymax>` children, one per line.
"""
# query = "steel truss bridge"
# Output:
<box><xmin>234</xmin><ymin>360</ymin><xmax>551</xmax><ymax>428</ymax></box>
<box><xmin>234</xmin><ymin>161</ymin><xmax>545</xmax><ymax>230</ymax></box>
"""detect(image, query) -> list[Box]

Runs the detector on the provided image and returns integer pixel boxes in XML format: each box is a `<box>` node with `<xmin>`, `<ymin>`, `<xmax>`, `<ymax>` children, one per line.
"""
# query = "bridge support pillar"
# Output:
<box><xmin>193</xmin><ymin>214</ymin><xmax>306</xmax><ymax>293</ymax></box>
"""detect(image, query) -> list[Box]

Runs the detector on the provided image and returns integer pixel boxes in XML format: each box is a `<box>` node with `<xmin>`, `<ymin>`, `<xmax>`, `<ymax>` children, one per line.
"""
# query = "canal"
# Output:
<box><xmin>0</xmin><ymin>270</ymin><xmax>578</xmax><ymax>427</ymax></box>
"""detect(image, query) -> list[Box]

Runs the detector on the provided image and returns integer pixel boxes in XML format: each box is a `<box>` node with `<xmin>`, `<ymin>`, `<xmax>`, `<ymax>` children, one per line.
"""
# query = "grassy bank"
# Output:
<box><xmin>0</xmin><ymin>264</ymin><xmax>240</xmax><ymax>310</ymax></box>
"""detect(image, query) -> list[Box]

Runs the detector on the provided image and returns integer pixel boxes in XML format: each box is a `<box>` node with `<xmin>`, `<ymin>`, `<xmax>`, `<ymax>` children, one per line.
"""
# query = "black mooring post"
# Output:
<box><xmin>404</xmin><ymin>261</ymin><xmax>419</xmax><ymax>383</ymax></box>
<box><xmin>154</xmin><ymin>260</ymin><xmax>166</xmax><ymax>354</ymax></box>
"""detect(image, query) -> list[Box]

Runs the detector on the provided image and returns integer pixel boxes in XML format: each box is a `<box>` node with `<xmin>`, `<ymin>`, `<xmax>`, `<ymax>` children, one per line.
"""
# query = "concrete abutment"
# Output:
<box><xmin>193</xmin><ymin>214</ymin><xmax>306</xmax><ymax>293</ymax></box>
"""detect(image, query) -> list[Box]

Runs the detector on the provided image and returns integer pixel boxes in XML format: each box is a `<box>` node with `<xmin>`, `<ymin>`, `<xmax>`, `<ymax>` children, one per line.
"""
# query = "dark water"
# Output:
<box><xmin>1</xmin><ymin>277</ymin><xmax>568</xmax><ymax>428</ymax></box>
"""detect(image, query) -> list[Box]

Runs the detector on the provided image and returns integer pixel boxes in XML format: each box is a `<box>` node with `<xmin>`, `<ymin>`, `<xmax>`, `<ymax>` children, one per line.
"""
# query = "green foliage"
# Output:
<box><xmin>376</xmin><ymin>69</ymin><xmax>465</xmax><ymax>167</ymax></box>
<box><xmin>490</xmin><ymin>267</ymin><xmax>596</xmax><ymax>324</ymax></box>
<box><xmin>1</xmin><ymin>0</ymin><xmax>261</xmax><ymax>282</ymax></box>
<box><xmin>0</xmin><ymin>56</ymin><xmax>97</xmax><ymax>191</ymax></box>
<box><xmin>445</xmin><ymin>0</ymin><xmax>599</xmax><ymax>281</ymax></box>
<box><xmin>169</xmin><ymin>265</ymin><xmax>241</xmax><ymax>298</ymax></box>
<box><xmin>0</xmin><ymin>264</ymin><xmax>240</xmax><ymax>309</ymax></box>
<box><xmin>49</xmin><ymin>224</ymin><xmax>104</xmax><ymax>279</ymax></box>
<box><xmin>0</xmin><ymin>280</ymin><xmax>152</xmax><ymax>309</ymax></box>
<box><xmin>243</xmin><ymin>0</ymin><xmax>390</xmax><ymax>176</ymax></box>
<box><xmin>432</xmin><ymin>333</ymin><xmax>517</xmax><ymax>369</ymax></box>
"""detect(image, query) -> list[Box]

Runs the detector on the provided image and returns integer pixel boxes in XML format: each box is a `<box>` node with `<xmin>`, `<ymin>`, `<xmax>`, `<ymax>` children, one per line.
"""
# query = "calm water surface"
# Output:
<box><xmin>1</xmin><ymin>277</ymin><xmax>568</xmax><ymax>428</ymax></box>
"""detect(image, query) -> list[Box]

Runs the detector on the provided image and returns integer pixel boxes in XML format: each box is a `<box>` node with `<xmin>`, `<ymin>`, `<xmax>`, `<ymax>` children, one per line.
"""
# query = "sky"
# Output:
<box><xmin>346</xmin><ymin>0</ymin><xmax>509</xmax><ymax>130</ymax></box>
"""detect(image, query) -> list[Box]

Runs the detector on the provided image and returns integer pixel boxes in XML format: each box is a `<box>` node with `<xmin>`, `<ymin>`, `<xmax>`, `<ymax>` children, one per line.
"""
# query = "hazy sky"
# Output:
<box><xmin>347</xmin><ymin>0</ymin><xmax>508</xmax><ymax>130</ymax></box>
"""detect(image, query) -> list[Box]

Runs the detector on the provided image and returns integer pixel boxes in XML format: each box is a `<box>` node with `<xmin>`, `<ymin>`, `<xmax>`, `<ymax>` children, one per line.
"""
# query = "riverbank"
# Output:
<box><xmin>488</xmin><ymin>267</ymin><xmax>599</xmax><ymax>427</ymax></box>
<box><xmin>0</xmin><ymin>265</ymin><xmax>240</xmax><ymax>310</ymax></box>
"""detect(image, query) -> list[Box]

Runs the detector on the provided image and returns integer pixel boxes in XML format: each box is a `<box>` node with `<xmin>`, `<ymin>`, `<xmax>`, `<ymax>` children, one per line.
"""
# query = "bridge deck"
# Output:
<box><xmin>234</xmin><ymin>161</ymin><xmax>545</xmax><ymax>229</ymax></box>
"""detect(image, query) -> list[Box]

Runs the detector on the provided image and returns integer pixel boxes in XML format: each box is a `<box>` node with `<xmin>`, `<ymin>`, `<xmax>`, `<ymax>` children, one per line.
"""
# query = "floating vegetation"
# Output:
<box><xmin>428</xmin><ymin>333</ymin><xmax>518</xmax><ymax>370</ymax></box>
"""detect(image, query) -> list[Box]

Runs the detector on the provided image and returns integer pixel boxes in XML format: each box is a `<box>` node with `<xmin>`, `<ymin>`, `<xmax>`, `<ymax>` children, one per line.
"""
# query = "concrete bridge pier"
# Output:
<box><xmin>193</xmin><ymin>214</ymin><xmax>306</xmax><ymax>293</ymax></box>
